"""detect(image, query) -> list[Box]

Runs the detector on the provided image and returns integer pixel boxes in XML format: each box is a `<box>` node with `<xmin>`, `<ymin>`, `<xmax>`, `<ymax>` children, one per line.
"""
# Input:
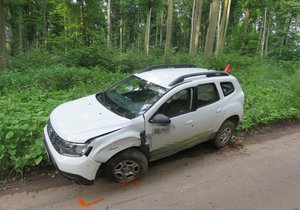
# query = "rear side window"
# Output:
<box><xmin>196</xmin><ymin>83</ymin><xmax>219</xmax><ymax>108</ymax></box>
<box><xmin>221</xmin><ymin>82</ymin><xmax>235</xmax><ymax>96</ymax></box>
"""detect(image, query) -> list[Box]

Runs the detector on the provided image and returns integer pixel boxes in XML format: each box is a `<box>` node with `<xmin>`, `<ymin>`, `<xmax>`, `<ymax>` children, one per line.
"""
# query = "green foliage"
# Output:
<box><xmin>0</xmin><ymin>53</ymin><xmax>299</xmax><ymax>179</ymax></box>
<box><xmin>234</xmin><ymin>60</ymin><xmax>300</xmax><ymax>130</ymax></box>
<box><xmin>0</xmin><ymin>67</ymin><xmax>127</xmax><ymax>179</ymax></box>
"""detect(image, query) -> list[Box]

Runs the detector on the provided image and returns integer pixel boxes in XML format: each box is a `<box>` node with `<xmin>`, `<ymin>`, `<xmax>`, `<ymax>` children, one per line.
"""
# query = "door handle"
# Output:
<box><xmin>216</xmin><ymin>108</ymin><xmax>222</xmax><ymax>113</ymax></box>
<box><xmin>185</xmin><ymin>120</ymin><xmax>194</xmax><ymax>125</ymax></box>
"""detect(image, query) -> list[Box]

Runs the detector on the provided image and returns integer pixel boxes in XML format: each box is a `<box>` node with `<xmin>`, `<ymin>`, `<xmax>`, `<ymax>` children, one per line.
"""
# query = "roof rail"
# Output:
<box><xmin>169</xmin><ymin>71</ymin><xmax>228</xmax><ymax>86</ymax></box>
<box><xmin>139</xmin><ymin>64</ymin><xmax>197</xmax><ymax>73</ymax></box>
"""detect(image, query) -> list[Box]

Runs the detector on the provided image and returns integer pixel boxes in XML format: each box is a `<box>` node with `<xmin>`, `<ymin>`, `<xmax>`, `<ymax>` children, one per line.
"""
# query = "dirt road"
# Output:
<box><xmin>1</xmin><ymin>123</ymin><xmax>300</xmax><ymax>210</ymax></box>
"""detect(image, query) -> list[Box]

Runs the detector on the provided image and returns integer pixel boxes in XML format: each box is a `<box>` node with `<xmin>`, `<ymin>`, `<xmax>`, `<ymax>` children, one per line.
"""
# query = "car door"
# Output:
<box><xmin>144</xmin><ymin>88</ymin><xmax>201</xmax><ymax>160</ymax></box>
<box><xmin>191</xmin><ymin>82</ymin><xmax>223</xmax><ymax>139</ymax></box>
<box><xmin>144</xmin><ymin>83</ymin><xmax>223</xmax><ymax>161</ymax></box>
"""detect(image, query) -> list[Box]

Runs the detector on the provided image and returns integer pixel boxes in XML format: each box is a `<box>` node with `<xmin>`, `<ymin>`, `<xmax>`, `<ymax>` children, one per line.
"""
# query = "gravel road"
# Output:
<box><xmin>0</xmin><ymin>123</ymin><xmax>299</xmax><ymax>210</ymax></box>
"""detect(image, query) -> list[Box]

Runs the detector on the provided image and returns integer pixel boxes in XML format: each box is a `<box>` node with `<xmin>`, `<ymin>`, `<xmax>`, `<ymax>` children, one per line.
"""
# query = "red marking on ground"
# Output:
<box><xmin>234</xmin><ymin>140</ymin><xmax>243</xmax><ymax>145</ymax></box>
<box><xmin>218</xmin><ymin>145</ymin><xmax>231</xmax><ymax>152</ymax></box>
<box><xmin>118</xmin><ymin>179</ymin><xmax>143</xmax><ymax>187</ymax></box>
<box><xmin>77</xmin><ymin>197</ymin><xmax>104</xmax><ymax>207</ymax></box>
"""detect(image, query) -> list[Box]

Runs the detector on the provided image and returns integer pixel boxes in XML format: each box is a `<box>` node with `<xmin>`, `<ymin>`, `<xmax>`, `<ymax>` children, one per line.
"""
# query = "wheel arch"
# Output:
<box><xmin>98</xmin><ymin>146</ymin><xmax>148</xmax><ymax>179</ymax></box>
<box><xmin>106</xmin><ymin>146</ymin><xmax>148</xmax><ymax>162</ymax></box>
<box><xmin>225</xmin><ymin>115</ymin><xmax>240</xmax><ymax>128</ymax></box>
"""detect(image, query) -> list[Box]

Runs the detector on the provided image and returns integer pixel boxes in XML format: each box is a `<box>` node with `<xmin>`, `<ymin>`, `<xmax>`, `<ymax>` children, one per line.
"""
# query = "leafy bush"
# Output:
<box><xmin>7</xmin><ymin>48</ymin><xmax>61</xmax><ymax>70</ymax></box>
<box><xmin>0</xmin><ymin>52</ymin><xmax>299</xmax><ymax>179</ymax></box>
<box><xmin>0</xmin><ymin>68</ymin><xmax>127</xmax><ymax>179</ymax></box>
<box><xmin>233</xmin><ymin>61</ymin><xmax>300</xmax><ymax>130</ymax></box>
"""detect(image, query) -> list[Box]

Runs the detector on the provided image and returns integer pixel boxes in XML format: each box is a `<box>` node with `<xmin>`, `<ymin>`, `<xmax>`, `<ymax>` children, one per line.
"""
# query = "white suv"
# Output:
<box><xmin>44</xmin><ymin>64</ymin><xmax>244</xmax><ymax>185</ymax></box>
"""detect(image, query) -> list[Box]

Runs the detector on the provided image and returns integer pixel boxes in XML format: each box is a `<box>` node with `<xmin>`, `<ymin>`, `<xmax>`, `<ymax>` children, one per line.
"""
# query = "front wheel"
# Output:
<box><xmin>105</xmin><ymin>148</ymin><xmax>148</xmax><ymax>183</ymax></box>
<box><xmin>213</xmin><ymin>121</ymin><xmax>235</xmax><ymax>148</ymax></box>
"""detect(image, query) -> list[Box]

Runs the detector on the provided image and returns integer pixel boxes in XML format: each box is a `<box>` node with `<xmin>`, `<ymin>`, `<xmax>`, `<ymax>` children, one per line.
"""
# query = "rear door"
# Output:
<box><xmin>191</xmin><ymin>83</ymin><xmax>223</xmax><ymax>137</ymax></box>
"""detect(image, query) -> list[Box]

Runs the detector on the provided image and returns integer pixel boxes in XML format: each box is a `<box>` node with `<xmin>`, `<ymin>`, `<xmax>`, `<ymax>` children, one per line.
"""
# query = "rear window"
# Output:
<box><xmin>221</xmin><ymin>82</ymin><xmax>235</xmax><ymax>96</ymax></box>
<box><xmin>196</xmin><ymin>83</ymin><xmax>219</xmax><ymax>108</ymax></box>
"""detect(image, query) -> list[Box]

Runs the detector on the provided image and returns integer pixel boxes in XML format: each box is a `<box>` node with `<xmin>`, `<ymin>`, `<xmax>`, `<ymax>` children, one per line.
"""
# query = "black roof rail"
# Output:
<box><xmin>139</xmin><ymin>64</ymin><xmax>197</xmax><ymax>73</ymax></box>
<box><xmin>169</xmin><ymin>71</ymin><xmax>228</xmax><ymax>86</ymax></box>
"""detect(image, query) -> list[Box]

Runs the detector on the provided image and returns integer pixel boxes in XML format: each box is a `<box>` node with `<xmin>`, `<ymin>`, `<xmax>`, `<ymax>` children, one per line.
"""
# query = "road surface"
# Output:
<box><xmin>0</xmin><ymin>123</ymin><xmax>299</xmax><ymax>210</ymax></box>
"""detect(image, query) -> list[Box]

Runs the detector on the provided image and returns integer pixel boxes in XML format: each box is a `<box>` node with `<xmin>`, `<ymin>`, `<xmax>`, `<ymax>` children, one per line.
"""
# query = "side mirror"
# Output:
<box><xmin>149</xmin><ymin>114</ymin><xmax>171</xmax><ymax>124</ymax></box>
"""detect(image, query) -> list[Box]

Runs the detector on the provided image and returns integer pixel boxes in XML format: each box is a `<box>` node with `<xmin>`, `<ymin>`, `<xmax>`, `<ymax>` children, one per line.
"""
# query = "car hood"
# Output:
<box><xmin>50</xmin><ymin>94</ymin><xmax>131</xmax><ymax>143</ymax></box>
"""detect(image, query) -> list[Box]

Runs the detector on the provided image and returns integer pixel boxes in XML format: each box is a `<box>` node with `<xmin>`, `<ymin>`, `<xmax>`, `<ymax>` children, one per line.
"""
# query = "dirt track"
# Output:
<box><xmin>0</xmin><ymin>121</ymin><xmax>299</xmax><ymax>210</ymax></box>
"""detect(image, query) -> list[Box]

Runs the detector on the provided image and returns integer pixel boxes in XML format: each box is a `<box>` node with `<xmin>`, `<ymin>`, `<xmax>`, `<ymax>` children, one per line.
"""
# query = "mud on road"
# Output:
<box><xmin>0</xmin><ymin>119</ymin><xmax>300</xmax><ymax>210</ymax></box>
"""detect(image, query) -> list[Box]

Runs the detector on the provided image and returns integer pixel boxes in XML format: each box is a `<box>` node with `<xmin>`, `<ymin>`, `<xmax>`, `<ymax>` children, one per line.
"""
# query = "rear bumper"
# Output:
<box><xmin>43</xmin><ymin>126</ymin><xmax>100</xmax><ymax>185</ymax></box>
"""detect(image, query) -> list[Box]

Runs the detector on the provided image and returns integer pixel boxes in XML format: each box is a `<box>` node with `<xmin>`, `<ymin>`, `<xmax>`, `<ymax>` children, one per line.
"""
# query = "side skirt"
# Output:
<box><xmin>149</xmin><ymin>132</ymin><xmax>216</xmax><ymax>162</ymax></box>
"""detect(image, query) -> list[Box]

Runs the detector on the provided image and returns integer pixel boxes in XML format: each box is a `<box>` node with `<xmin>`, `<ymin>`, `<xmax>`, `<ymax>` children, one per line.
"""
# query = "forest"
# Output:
<box><xmin>0</xmin><ymin>0</ymin><xmax>299</xmax><ymax>180</ymax></box>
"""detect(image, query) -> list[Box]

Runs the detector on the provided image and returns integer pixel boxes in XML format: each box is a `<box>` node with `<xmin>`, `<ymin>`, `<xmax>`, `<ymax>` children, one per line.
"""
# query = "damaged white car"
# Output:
<box><xmin>44</xmin><ymin>64</ymin><xmax>244</xmax><ymax>185</ymax></box>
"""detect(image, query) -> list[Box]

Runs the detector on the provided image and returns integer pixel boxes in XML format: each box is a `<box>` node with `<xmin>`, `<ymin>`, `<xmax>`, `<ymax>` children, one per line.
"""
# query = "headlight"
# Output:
<box><xmin>58</xmin><ymin>141</ymin><xmax>90</xmax><ymax>157</ymax></box>
<box><xmin>47</xmin><ymin>121</ymin><xmax>91</xmax><ymax>157</ymax></box>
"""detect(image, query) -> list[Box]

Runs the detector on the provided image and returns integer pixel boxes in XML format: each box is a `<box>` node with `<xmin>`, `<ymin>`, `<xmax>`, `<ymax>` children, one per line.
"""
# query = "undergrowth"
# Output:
<box><xmin>0</xmin><ymin>53</ymin><xmax>299</xmax><ymax>180</ymax></box>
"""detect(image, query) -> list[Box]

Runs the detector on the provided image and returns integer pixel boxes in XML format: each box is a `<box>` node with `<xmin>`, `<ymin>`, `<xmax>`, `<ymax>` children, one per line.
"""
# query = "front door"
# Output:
<box><xmin>144</xmin><ymin>88</ymin><xmax>198</xmax><ymax>160</ymax></box>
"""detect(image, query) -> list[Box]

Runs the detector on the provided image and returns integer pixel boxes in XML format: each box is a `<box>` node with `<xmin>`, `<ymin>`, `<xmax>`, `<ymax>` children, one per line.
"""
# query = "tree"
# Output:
<box><xmin>204</xmin><ymin>0</ymin><xmax>220</xmax><ymax>59</ymax></box>
<box><xmin>165</xmin><ymin>0</ymin><xmax>174</xmax><ymax>57</ymax></box>
<box><xmin>259</xmin><ymin>7</ymin><xmax>267</xmax><ymax>57</ymax></box>
<box><xmin>0</xmin><ymin>0</ymin><xmax>5</xmax><ymax>70</ymax></box>
<box><xmin>215</xmin><ymin>0</ymin><xmax>231</xmax><ymax>55</ymax></box>
<box><xmin>119</xmin><ymin>0</ymin><xmax>123</xmax><ymax>52</ymax></box>
<box><xmin>144</xmin><ymin>0</ymin><xmax>152</xmax><ymax>55</ymax></box>
<box><xmin>240</xmin><ymin>0</ymin><xmax>250</xmax><ymax>54</ymax></box>
<box><xmin>189</xmin><ymin>0</ymin><xmax>203</xmax><ymax>55</ymax></box>
<box><xmin>107</xmin><ymin>0</ymin><xmax>112</xmax><ymax>47</ymax></box>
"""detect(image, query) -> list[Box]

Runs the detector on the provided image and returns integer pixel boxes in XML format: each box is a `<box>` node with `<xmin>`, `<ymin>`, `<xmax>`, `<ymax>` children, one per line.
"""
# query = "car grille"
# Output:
<box><xmin>47</xmin><ymin>120</ymin><xmax>64</xmax><ymax>152</ymax></box>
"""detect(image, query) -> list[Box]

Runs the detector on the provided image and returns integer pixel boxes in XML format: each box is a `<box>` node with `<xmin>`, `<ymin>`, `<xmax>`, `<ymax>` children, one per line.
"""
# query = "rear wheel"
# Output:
<box><xmin>213</xmin><ymin>121</ymin><xmax>235</xmax><ymax>148</ymax></box>
<box><xmin>105</xmin><ymin>148</ymin><xmax>148</xmax><ymax>183</ymax></box>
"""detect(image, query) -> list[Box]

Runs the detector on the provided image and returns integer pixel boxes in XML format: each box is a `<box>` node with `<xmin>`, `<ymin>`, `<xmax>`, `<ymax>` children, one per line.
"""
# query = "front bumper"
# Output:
<box><xmin>43</xmin><ymin>126</ymin><xmax>101</xmax><ymax>185</ymax></box>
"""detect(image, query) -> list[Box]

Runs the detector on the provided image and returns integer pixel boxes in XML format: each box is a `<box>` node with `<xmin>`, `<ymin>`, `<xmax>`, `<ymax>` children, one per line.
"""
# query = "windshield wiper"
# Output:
<box><xmin>96</xmin><ymin>92</ymin><xmax>105</xmax><ymax>104</ymax></box>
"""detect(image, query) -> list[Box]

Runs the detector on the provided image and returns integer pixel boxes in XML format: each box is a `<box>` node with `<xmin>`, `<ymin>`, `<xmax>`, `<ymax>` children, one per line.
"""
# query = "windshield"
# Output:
<box><xmin>96</xmin><ymin>76</ymin><xmax>167</xmax><ymax>119</ymax></box>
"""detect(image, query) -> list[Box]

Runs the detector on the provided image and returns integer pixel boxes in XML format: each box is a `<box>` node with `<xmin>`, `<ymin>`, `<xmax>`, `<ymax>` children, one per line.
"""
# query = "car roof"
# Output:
<box><xmin>135</xmin><ymin>67</ymin><xmax>225</xmax><ymax>88</ymax></box>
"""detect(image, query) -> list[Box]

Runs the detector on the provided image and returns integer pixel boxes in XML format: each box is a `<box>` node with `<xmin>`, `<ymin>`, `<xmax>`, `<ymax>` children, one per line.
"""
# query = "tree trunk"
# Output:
<box><xmin>144</xmin><ymin>0</ymin><xmax>152</xmax><ymax>55</ymax></box>
<box><xmin>260</xmin><ymin>7</ymin><xmax>267</xmax><ymax>57</ymax></box>
<box><xmin>78</xmin><ymin>0</ymin><xmax>87</xmax><ymax>45</ymax></box>
<box><xmin>215</xmin><ymin>0</ymin><xmax>222</xmax><ymax>55</ymax></box>
<box><xmin>240</xmin><ymin>0</ymin><xmax>250</xmax><ymax>54</ymax></box>
<box><xmin>155</xmin><ymin>12</ymin><xmax>159</xmax><ymax>46</ymax></box>
<box><xmin>264</xmin><ymin>10</ymin><xmax>270</xmax><ymax>57</ymax></box>
<box><xmin>189</xmin><ymin>0</ymin><xmax>196</xmax><ymax>53</ymax></box>
<box><xmin>204</xmin><ymin>0</ymin><xmax>220</xmax><ymax>59</ymax></box>
<box><xmin>215</xmin><ymin>0</ymin><xmax>231</xmax><ymax>56</ymax></box>
<box><xmin>0</xmin><ymin>0</ymin><xmax>5</xmax><ymax>70</ymax></box>
<box><xmin>279</xmin><ymin>15</ymin><xmax>291</xmax><ymax>56</ymax></box>
<box><xmin>63</xmin><ymin>1</ymin><xmax>69</xmax><ymax>52</ymax></box>
<box><xmin>164</xmin><ymin>0</ymin><xmax>174</xmax><ymax>57</ymax></box>
<box><xmin>159</xmin><ymin>10</ymin><xmax>164</xmax><ymax>47</ymax></box>
<box><xmin>6</xmin><ymin>6</ymin><xmax>12</xmax><ymax>55</ymax></box>
<box><xmin>18</xmin><ymin>7</ymin><xmax>24</xmax><ymax>54</ymax></box>
<box><xmin>107</xmin><ymin>0</ymin><xmax>112</xmax><ymax>47</ymax></box>
<box><xmin>43</xmin><ymin>0</ymin><xmax>48</xmax><ymax>49</ymax></box>
<box><xmin>222</xmin><ymin>0</ymin><xmax>231</xmax><ymax>48</ymax></box>
<box><xmin>119</xmin><ymin>0</ymin><xmax>123</xmax><ymax>52</ymax></box>
<box><xmin>189</xmin><ymin>0</ymin><xmax>203</xmax><ymax>55</ymax></box>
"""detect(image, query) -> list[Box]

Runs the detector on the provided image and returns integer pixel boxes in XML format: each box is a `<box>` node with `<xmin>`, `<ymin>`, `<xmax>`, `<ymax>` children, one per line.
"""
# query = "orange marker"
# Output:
<box><xmin>118</xmin><ymin>179</ymin><xmax>143</xmax><ymax>187</ymax></box>
<box><xmin>77</xmin><ymin>197</ymin><xmax>104</xmax><ymax>207</ymax></box>
<box><xmin>224</xmin><ymin>64</ymin><xmax>230</xmax><ymax>73</ymax></box>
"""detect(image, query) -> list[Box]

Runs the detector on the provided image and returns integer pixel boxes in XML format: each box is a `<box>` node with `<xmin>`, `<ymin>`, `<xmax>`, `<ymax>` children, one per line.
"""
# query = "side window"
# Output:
<box><xmin>158</xmin><ymin>89</ymin><xmax>192</xmax><ymax>118</ymax></box>
<box><xmin>197</xmin><ymin>83</ymin><xmax>219</xmax><ymax>108</ymax></box>
<box><xmin>221</xmin><ymin>82</ymin><xmax>235</xmax><ymax>96</ymax></box>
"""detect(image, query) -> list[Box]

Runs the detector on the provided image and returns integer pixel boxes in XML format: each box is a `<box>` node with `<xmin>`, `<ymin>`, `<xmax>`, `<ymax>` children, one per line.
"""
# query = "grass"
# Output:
<box><xmin>0</xmin><ymin>54</ymin><xmax>299</xmax><ymax>179</ymax></box>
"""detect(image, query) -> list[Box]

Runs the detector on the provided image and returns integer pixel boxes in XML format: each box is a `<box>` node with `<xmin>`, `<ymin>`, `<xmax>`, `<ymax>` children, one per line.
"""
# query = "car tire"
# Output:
<box><xmin>105</xmin><ymin>148</ymin><xmax>148</xmax><ymax>183</ymax></box>
<box><xmin>213</xmin><ymin>120</ymin><xmax>235</xmax><ymax>148</ymax></box>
